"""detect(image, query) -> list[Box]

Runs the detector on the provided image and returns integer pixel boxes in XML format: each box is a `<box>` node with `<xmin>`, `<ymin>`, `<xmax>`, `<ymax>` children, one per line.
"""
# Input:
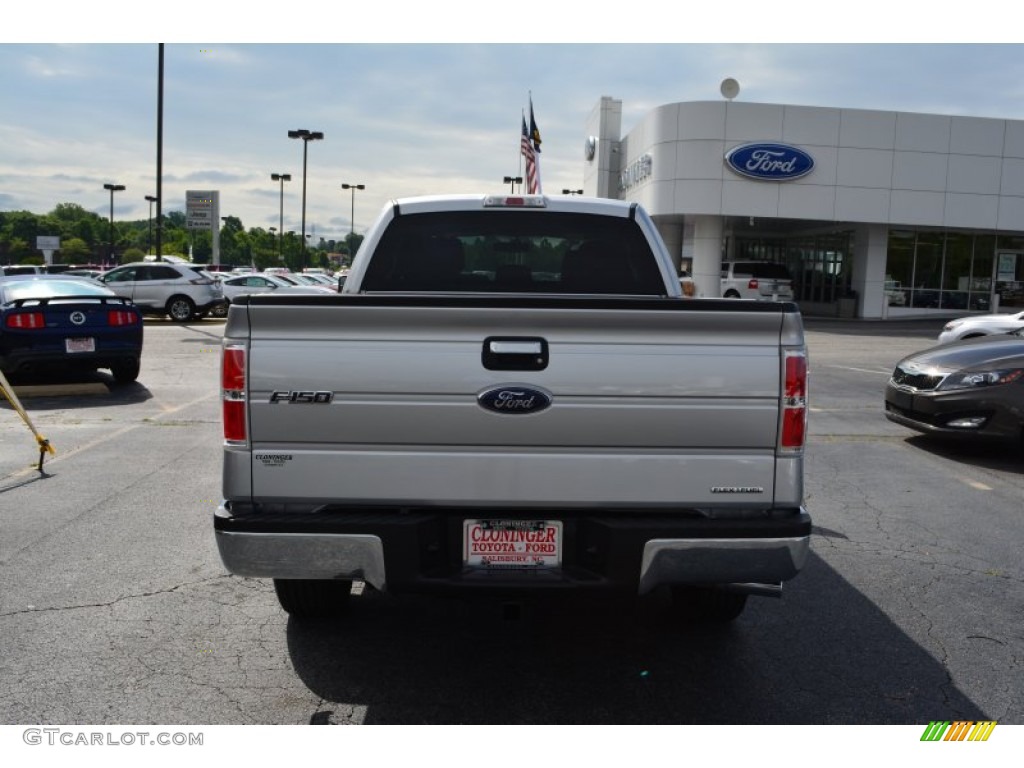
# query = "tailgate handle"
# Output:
<box><xmin>483</xmin><ymin>336</ymin><xmax>549</xmax><ymax>371</ymax></box>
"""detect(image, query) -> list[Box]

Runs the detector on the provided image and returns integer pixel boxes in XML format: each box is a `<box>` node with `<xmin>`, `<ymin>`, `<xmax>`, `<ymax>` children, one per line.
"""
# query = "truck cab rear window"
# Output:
<box><xmin>360</xmin><ymin>210</ymin><xmax>666</xmax><ymax>295</ymax></box>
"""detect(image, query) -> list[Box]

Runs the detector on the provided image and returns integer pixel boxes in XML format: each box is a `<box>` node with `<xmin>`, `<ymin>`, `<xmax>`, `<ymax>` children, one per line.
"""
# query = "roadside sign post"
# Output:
<box><xmin>186</xmin><ymin>191</ymin><xmax>220</xmax><ymax>266</ymax></box>
<box><xmin>36</xmin><ymin>236</ymin><xmax>60</xmax><ymax>266</ymax></box>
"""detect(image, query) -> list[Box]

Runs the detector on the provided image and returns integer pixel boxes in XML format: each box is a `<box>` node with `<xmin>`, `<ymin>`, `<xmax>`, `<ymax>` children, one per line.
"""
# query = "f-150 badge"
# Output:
<box><xmin>478</xmin><ymin>386</ymin><xmax>552</xmax><ymax>414</ymax></box>
<box><xmin>269</xmin><ymin>390</ymin><xmax>333</xmax><ymax>403</ymax></box>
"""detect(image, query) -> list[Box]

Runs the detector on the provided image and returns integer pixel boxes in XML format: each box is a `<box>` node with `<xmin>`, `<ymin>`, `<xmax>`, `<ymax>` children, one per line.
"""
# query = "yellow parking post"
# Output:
<box><xmin>0</xmin><ymin>368</ymin><xmax>56</xmax><ymax>471</ymax></box>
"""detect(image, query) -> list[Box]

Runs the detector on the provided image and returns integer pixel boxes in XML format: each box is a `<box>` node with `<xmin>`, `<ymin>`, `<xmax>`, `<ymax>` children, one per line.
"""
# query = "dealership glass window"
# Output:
<box><xmin>941</xmin><ymin>233</ymin><xmax>972</xmax><ymax>310</ymax></box>
<box><xmin>993</xmin><ymin>235</ymin><xmax>1022</xmax><ymax>310</ymax></box>
<box><xmin>971</xmin><ymin>235</ymin><xmax>994</xmax><ymax>310</ymax></box>
<box><xmin>886</xmin><ymin>231</ymin><xmax>914</xmax><ymax>299</ymax></box>
<box><xmin>909</xmin><ymin>231</ymin><xmax>943</xmax><ymax>308</ymax></box>
<box><xmin>886</xmin><ymin>229</ymin><xmax>998</xmax><ymax>311</ymax></box>
<box><xmin>941</xmin><ymin>233</ymin><xmax>971</xmax><ymax>291</ymax></box>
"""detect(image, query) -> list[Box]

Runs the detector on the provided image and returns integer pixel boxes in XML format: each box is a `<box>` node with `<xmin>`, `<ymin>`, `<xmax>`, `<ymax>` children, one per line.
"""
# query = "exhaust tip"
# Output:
<box><xmin>721</xmin><ymin>582</ymin><xmax>783</xmax><ymax>598</ymax></box>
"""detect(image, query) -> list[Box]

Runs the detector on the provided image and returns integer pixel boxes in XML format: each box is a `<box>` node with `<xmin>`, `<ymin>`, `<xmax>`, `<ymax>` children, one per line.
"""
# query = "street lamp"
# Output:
<box><xmin>103</xmin><ymin>183</ymin><xmax>125</xmax><ymax>266</ymax></box>
<box><xmin>562</xmin><ymin>189</ymin><xmax>584</xmax><ymax>196</ymax></box>
<box><xmin>341</xmin><ymin>183</ymin><xmax>365</xmax><ymax>247</ymax></box>
<box><xmin>503</xmin><ymin>175</ymin><xmax>522</xmax><ymax>193</ymax></box>
<box><xmin>287</xmin><ymin>129</ymin><xmax>324</xmax><ymax>269</ymax></box>
<box><xmin>270</xmin><ymin>173</ymin><xmax>291</xmax><ymax>261</ymax></box>
<box><xmin>144</xmin><ymin>195</ymin><xmax>158</xmax><ymax>254</ymax></box>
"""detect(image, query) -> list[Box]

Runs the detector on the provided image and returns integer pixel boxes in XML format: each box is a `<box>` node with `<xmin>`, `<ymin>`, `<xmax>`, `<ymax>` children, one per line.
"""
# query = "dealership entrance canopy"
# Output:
<box><xmin>584</xmin><ymin>96</ymin><xmax>1024</xmax><ymax>318</ymax></box>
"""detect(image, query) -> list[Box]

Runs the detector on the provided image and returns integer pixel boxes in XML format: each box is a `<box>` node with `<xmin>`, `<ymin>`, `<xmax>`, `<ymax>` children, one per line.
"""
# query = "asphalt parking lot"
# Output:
<box><xmin>0</xmin><ymin>314</ymin><xmax>1021</xmax><ymax>726</ymax></box>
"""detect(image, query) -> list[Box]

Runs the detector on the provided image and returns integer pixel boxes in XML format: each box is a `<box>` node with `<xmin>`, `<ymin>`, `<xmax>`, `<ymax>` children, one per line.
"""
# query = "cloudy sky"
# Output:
<box><xmin>3</xmin><ymin>4</ymin><xmax>1022</xmax><ymax>244</ymax></box>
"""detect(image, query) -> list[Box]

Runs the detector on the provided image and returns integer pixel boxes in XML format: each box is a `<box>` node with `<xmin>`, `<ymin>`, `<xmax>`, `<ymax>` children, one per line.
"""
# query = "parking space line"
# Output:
<box><xmin>824</xmin><ymin>365</ymin><xmax>892</xmax><ymax>375</ymax></box>
<box><xmin>4</xmin><ymin>391</ymin><xmax>217</xmax><ymax>480</ymax></box>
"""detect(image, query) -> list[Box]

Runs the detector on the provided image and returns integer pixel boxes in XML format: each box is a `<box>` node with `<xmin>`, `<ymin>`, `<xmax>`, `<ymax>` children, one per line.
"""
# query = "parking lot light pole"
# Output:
<box><xmin>144</xmin><ymin>195</ymin><xmax>158</xmax><ymax>254</ymax></box>
<box><xmin>270</xmin><ymin>173</ymin><xmax>291</xmax><ymax>261</ymax></box>
<box><xmin>287</xmin><ymin>130</ymin><xmax>324</xmax><ymax>270</ymax></box>
<box><xmin>503</xmin><ymin>175</ymin><xmax>522</xmax><ymax>193</ymax></box>
<box><xmin>340</xmin><ymin>183</ymin><xmax>365</xmax><ymax>246</ymax></box>
<box><xmin>103</xmin><ymin>183</ymin><xmax>126</xmax><ymax>266</ymax></box>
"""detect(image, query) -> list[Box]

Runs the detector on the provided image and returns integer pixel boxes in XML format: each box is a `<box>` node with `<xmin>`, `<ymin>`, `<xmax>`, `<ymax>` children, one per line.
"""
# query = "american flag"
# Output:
<box><xmin>521</xmin><ymin>100</ymin><xmax>542</xmax><ymax>193</ymax></box>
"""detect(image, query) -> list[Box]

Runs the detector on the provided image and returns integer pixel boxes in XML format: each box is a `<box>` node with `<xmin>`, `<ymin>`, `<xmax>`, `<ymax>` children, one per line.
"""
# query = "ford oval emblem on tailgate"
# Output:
<box><xmin>478</xmin><ymin>385</ymin><xmax>552</xmax><ymax>414</ymax></box>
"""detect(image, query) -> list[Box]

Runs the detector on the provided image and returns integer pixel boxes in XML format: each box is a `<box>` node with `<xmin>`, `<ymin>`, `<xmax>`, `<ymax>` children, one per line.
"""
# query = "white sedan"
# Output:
<box><xmin>938</xmin><ymin>310</ymin><xmax>1024</xmax><ymax>343</ymax></box>
<box><xmin>220</xmin><ymin>273</ymin><xmax>334</xmax><ymax>303</ymax></box>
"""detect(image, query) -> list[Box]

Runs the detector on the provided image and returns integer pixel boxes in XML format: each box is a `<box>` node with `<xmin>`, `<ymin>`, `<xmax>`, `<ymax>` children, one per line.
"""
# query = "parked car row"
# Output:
<box><xmin>4</xmin><ymin>264</ymin><xmax>1021</xmax><ymax>443</ymax></box>
<box><xmin>216</xmin><ymin>273</ymin><xmax>334</xmax><ymax>307</ymax></box>
<box><xmin>98</xmin><ymin>262</ymin><xmax>225</xmax><ymax>322</ymax></box>
<box><xmin>0</xmin><ymin>264</ymin><xmax>341</xmax><ymax>386</ymax></box>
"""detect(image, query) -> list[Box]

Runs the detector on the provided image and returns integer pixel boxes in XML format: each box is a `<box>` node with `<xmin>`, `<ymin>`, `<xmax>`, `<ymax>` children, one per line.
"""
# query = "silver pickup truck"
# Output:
<box><xmin>216</xmin><ymin>194</ymin><xmax>810</xmax><ymax>623</ymax></box>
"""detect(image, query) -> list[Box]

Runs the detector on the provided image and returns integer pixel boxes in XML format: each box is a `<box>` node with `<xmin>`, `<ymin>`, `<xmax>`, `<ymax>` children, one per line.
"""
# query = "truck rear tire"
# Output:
<box><xmin>669</xmin><ymin>586</ymin><xmax>748</xmax><ymax>623</ymax></box>
<box><xmin>273</xmin><ymin>579</ymin><xmax>353</xmax><ymax>619</ymax></box>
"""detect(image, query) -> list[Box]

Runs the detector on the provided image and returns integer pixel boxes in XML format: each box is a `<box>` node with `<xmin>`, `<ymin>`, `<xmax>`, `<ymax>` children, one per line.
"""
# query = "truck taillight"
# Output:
<box><xmin>780</xmin><ymin>350</ymin><xmax>808</xmax><ymax>451</ymax></box>
<box><xmin>222</xmin><ymin>344</ymin><xmax>247</xmax><ymax>443</ymax></box>
<box><xmin>748</xmin><ymin>278</ymin><xmax>759</xmax><ymax>290</ymax></box>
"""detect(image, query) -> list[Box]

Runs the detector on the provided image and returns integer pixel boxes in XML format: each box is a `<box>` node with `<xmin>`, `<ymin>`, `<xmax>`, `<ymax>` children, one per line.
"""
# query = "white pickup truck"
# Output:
<box><xmin>216</xmin><ymin>194</ymin><xmax>810</xmax><ymax>623</ymax></box>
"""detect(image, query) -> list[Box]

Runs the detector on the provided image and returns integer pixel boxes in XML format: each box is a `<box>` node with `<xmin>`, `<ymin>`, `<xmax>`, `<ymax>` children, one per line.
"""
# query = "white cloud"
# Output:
<box><xmin>3</xmin><ymin>43</ymin><xmax>1024</xmax><ymax>238</ymax></box>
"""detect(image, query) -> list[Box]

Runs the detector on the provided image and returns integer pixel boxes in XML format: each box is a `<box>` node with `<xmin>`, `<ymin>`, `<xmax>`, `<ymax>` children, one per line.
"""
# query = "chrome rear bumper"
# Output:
<box><xmin>216</xmin><ymin>501</ymin><xmax>810</xmax><ymax>595</ymax></box>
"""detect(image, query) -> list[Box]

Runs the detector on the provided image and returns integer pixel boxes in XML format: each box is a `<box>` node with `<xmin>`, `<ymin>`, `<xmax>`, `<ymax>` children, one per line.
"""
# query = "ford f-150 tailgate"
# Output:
<box><xmin>223</xmin><ymin>295</ymin><xmax>804</xmax><ymax>511</ymax></box>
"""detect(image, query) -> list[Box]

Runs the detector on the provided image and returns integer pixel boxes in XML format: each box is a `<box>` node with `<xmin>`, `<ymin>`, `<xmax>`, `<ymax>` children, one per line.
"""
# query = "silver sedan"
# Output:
<box><xmin>219</xmin><ymin>273</ymin><xmax>334</xmax><ymax>304</ymax></box>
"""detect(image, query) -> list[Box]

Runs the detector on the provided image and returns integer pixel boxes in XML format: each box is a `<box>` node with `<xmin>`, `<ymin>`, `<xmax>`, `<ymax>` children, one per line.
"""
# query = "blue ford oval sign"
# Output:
<box><xmin>725</xmin><ymin>143</ymin><xmax>814</xmax><ymax>181</ymax></box>
<box><xmin>478</xmin><ymin>386</ymin><xmax>552</xmax><ymax>415</ymax></box>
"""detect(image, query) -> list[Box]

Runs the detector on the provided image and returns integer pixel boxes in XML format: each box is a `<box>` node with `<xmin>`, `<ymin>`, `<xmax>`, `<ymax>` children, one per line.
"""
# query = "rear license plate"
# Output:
<box><xmin>65</xmin><ymin>337</ymin><xmax>95</xmax><ymax>353</ymax></box>
<box><xmin>463</xmin><ymin>519</ymin><xmax>562</xmax><ymax>569</ymax></box>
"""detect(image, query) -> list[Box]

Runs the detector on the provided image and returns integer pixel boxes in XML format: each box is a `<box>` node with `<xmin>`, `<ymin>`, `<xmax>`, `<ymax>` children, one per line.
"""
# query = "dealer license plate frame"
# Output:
<box><xmin>462</xmin><ymin>519</ymin><xmax>563</xmax><ymax>569</ymax></box>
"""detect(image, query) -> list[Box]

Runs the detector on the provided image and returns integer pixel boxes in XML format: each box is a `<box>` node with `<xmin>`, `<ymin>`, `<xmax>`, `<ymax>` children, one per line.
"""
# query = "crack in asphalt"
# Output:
<box><xmin>0</xmin><ymin>574</ymin><xmax>232</xmax><ymax>618</ymax></box>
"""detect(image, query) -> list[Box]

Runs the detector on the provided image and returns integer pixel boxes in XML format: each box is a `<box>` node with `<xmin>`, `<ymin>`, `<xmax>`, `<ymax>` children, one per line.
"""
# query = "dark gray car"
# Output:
<box><xmin>885</xmin><ymin>329</ymin><xmax>1024</xmax><ymax>443</ymax></box>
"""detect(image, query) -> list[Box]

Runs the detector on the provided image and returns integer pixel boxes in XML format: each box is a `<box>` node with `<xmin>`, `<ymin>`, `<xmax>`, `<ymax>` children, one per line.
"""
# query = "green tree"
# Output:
<box><xmin>123</xmin><ymin>247</ymin><xmax>146</xmax><ymax>263</ymax></box>
<box><xmin>51</xmin><ymin>202</ymin><xmax>95</xmax><ymax>223</ymax></box>
<box><xmin>343</xmin><ymin>232</ymin><xmax>364</xmax><ymax>262</ymax></box>
<box><xmin>2</xmin><ymin>211</ymin><xmax>42</xmax><ymax>243</ymax></box>
<box><xmin>5</xmin><ymin>237</ymin><xmax>33</xmax><ymax>262</ymax></box>
<box><xmin>57</xmin><ymin>237</ymin><xmax>93</xmax><ymax>262</ymax></box>
<box><xmin>163</xmin><ymin>211</ymin><xmax>187</xmax><ymax>229</ymax></box>
<box><xmin>218</xmin><ymin>216</ymin><xmax>244</xmax><ymax>265</ymax></box>
<box><xmin>191</xmin><ymin>230</ymin><xmax>212</xmax><ymax>262</ymax></box>
<box><xmin>72</xmin><ymin>218</ymin><xmax>100</xmax><ymax>246</ymax></box>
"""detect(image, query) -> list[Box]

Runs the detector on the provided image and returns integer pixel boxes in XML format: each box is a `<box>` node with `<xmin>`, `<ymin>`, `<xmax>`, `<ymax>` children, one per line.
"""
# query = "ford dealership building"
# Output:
<box><xmin>583</xmin><ymin>96</ymin><xmax>1024</xmax><ymax>318</ymax></box>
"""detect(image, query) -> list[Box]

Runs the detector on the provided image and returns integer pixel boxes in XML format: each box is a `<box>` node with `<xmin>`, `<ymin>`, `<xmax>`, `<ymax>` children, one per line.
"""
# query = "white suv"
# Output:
<box><xmin>99</xmin><ymin>262</ymin><xmax>225</xmax><ymax>321</ymax></box>
<box><xmin>721</xmin><ymin>261</ymin><xmax>794</xmax><ymax>301</ymax></box>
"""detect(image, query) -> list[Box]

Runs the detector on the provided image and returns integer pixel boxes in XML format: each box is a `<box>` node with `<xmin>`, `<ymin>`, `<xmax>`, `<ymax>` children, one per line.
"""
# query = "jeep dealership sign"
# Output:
<box><xmin>186</xmin><ymin>190</ymin><xmax>219</xmax><ymax>230</ymax></box>
<box><xmin>725</xmin><ymin>143</ymin><xmax>814</xmax><ymax>181</ymax></box>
